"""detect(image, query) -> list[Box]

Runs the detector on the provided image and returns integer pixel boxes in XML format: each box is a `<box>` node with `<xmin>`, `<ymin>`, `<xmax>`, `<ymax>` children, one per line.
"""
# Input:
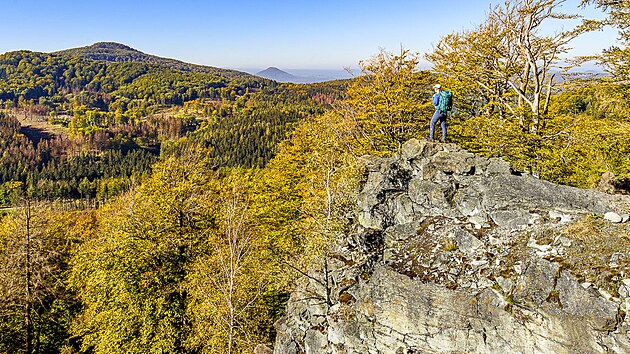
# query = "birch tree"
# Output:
<box><xmin>186</xmin><ymin>172</ymin><xmax>269</xmax><ymax>354</ymax></box>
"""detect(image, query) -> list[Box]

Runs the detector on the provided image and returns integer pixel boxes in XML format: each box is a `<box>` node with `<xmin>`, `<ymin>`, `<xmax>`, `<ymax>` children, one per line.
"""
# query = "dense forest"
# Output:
<box><xmin>0</xmin><ymin>46</ymin><xmax>346</xmax><ymax>205</ymax></box>
<box><xmin>0</xmin><ymin>0</ymin><xmax>629</xmax><ymax>353</ymax></box>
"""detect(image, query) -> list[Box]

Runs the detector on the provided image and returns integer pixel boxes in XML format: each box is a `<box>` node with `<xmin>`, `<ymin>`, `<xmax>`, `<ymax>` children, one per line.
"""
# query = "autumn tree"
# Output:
<box><xmin>425</xmin><ymin>14</ymin><xmax>520</xmax><ymax>119</ymax></box>
<box><xmin>582</xmin><ymin>0</ymin><xmax>630</xmax><ymax>79</ymax></box>
<box><xmin>186</xmin><ymin>170</ymin><xmax>273</xmax><ymax>354</ymax></box>
<box><xmin>428</xmin><ymin>0</ymin><xmax>594</xmax><ymax>133</ymax></box>
<box><xmin>70</xmin><ymin>149</ymin><xmax>214</xmax><ymax>354</ymax></box>
<box><xmin>581</xmin><ymin>0</ymin><xmax>630</xmax><ymax>39</ymax></box>
<box><xmin>241</xmin><ymin>107</ymin><xmax>367</xmax><ymax>336</ymax></box>
<box><xmin>341</xmin><ymin>48</ymin><xmax>434</xmax><ymax>155</ymax></box>
<box><xmin>0</xmin><ymin>202</ymin><xmax>86</xmax><ymax>354</ymax></box>
<box><xmin>252</xmin><ymin>50</ymin><xmax>436</xmax><ymax>304</ymax></box>
<box><xmin>257</xmin><ymin>109</ymin><xmax>361</xmax><ymax>267</ymax></box>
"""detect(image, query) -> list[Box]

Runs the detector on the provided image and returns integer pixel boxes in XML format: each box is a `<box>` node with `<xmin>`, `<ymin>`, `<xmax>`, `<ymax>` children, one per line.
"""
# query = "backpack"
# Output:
<box><xmin>437</xmin><ymin>90</ymin><xmax>453</xmax><ymax>114</ymax></box>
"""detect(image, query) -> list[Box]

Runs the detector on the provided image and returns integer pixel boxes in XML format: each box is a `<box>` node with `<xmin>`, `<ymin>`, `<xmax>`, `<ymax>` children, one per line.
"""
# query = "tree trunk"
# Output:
<box><xmin>531</xmin><ymin>93</ymin><xmax>540</xmax><ymax>134</ymax></box>
<box><xmin>518</xmin><ymin>62</ymin><xmax>530</xmax><ymax>109</ymax></box>
<box><xmin>25</xmin><ymin>200</ymin><xmax>32</xmax><ymax>354</ymax></box>
<box><xmin>542</xmin><ymin>74</ymin><xmax>555</xmax><ymax>116</ymax></box>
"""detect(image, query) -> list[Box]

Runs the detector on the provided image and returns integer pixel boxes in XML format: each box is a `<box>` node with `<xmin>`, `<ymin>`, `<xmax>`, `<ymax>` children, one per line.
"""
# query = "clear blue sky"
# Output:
<box><xmin>0</xmin><ymin>0</ymin><xmax>619</xmax><ymax>70</ymax></box>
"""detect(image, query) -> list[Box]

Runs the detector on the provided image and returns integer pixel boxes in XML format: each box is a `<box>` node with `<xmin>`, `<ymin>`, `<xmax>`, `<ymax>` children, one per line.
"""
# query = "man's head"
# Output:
<box><xmin>433</xmin><ymin>84</ymin><xmax>441</xmax><ymax>92</ymax></box>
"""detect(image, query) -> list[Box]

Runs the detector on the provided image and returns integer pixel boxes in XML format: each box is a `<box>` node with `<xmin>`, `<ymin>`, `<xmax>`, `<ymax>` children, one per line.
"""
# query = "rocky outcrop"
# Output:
<box><xmin>274</xmin><ymin>139</ymin><xmax>630</xmax><ymax>354</ymax></box>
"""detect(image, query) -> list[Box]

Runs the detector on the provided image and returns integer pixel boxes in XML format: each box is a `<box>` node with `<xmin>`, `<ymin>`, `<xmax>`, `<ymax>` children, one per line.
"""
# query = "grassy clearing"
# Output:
<box><xmin>13</xmin><ymin>111</ymin><xmax>69</xmax><ymax>138</ymax></box>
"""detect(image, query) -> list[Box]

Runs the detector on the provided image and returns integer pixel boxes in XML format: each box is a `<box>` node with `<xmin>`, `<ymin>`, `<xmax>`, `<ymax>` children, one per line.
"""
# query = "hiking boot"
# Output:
<box><xmin>441</xmin><ymin>138</ymin><xmax>447</xmax><ymax>143</ymax></box>
<box><xmin>428</xmin><ymin>137</ymin><xmax>434</xmax><ymax>142</ymax></box>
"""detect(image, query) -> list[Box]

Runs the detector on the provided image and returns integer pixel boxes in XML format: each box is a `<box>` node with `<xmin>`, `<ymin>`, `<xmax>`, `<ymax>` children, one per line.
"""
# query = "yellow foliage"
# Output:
<box><xmin>258</xmin><ymin>111</ymin><xmax>361</xmax><ymax>281</ymax></box>
<box><xmin>343</xmin><ymin>48</ymin><xmax>435</xmax><ymax>155</ymax></box>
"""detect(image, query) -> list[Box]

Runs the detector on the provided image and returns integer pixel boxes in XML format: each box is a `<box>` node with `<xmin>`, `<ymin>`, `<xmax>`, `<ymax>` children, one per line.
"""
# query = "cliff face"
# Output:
<box><xmin>274</xmin><ymin>139</ymin><xmax>630</xmax><ymax>354</ymax></box>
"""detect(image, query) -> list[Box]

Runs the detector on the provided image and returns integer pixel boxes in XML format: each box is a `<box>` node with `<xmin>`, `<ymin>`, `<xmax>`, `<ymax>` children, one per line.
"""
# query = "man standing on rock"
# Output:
<box><xmin>430</xmin><ymin>84</ymin><xmax>451</xmax><ymax>143</ymax></box>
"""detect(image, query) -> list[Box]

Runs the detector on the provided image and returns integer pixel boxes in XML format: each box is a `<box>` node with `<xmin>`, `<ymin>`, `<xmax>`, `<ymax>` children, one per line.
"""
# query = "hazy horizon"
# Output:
<box><xmin>0</xmin><ymin>0</ymin><xmax>620</xmax><ymax>70</ymax></box>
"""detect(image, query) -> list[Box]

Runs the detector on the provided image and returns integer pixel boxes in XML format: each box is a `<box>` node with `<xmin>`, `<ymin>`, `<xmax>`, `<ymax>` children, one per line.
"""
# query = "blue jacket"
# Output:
<box><xmin>433</xmin><ymin>93</ymin><xmax>440</xmax><ymax>108</ymax></box>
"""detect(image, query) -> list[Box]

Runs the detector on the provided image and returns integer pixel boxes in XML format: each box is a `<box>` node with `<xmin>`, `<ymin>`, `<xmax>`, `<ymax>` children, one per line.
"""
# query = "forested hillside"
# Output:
<box><xmin>0</xmin><ymin>0</ymin><xmax>629</xmax><ymax>353</ymax></box>
<box><xmin>0</xmin><ymin>46</ymin><xmax>346</xmax><ymax>205</ymax></box>
<box><xmin>54</xmin><ymin>42</ymin><xmax>255</xmax><ymax>80</ymax></box>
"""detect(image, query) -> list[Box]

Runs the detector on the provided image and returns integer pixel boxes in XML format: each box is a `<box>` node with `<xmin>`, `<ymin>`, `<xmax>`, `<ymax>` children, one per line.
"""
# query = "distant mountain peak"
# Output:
<box><xmin>89</xmin><ymin>42</ymin><xmax>137</xmax><ymax>51</ymax></box>
<box><xmin>255</xmin><ymin>67</ymin><xmax>349</xmax><ymax>84</ymax></box>
<box><xmin>258</xmin><ymin>67</ymin><xmax>291</xmax><ymax>75</ymax></box>
<box><xmin>262</xmin><ymin>66</ymin><xmax>282</xmax><ymax>72</ymax></box>
<box><xmin>54</xmin><ymin>42</ymin><xmax>146</xmax><ymax>60</ymax></box>
<box><xmin>256</xmin><ymin>67</ymin><xmax>300</xmax><ymax>83</ymax></box>
<box><xmin>55</xmin><ymin>42</ymin><xmax>145</xmax><ymax>58</ymax></box>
